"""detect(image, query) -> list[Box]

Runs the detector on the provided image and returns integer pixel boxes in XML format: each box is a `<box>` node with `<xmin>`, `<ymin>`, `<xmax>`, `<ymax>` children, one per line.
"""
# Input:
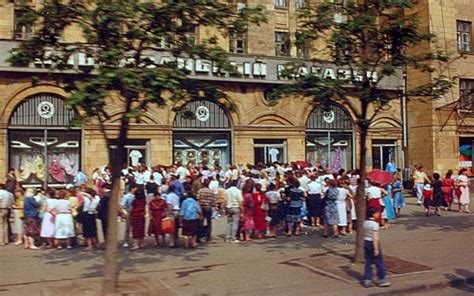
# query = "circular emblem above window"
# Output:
<box><xmin>322</xmin><ymin>110</ymin><xmax>335</xmax><ymax>123</ymax></box>
<box><xmin>37</xmin><ymin>101</ymin><xmax>55</xmax><ymax>119</ymax></box>
<box><xmin>195</xmin><ymin>106</ymin><xmax>210</xmax><ymax>122</ymax></box>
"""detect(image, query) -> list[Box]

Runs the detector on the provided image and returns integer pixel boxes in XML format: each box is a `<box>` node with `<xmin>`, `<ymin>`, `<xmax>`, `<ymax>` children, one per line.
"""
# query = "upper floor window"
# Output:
<box><xmin>275</xmin><ymin>32</ymin><xmax>290</xmax><ymax>56</ymax></box>
<box><xmin>183</xmin><ymin>24</ymin><xmax>197</xmax><ymax>45</ymax></box>
<box><xmin>457</xmin><ymin>20</ymin><xmax>472</xmax><ymax>52</ymax></box>
<box><xmin>295</xmin><ymin>0</ymin><xmax>307</xmax><ymax>9</ymax></box>
<box><xmin>333</xmin><ymin>0</ymin><xmax>345</xmax><ymax>10</ymax></box>
<box><xmin>460</xmin><ymin>79</ymin><xmax>474</xmax><ymax>110</ymax></box>
<box><xmin>296</xmin><ymin>31</ymin><xmax>309</xmax><ymax>58</ymax></box>
<box><xmin>273</xmin><ymin>0</ymin><xmax>287</xmax><ymax>8</ymax></box>
<box><xmin>229</xmin><ymin>29</ymin><xmax>246</xmax><ymax>54</ymax></box>
<box><xmin>14</xmin><ymin>9</ymin><xmax>34</xmax><ymax>40</ymax></box>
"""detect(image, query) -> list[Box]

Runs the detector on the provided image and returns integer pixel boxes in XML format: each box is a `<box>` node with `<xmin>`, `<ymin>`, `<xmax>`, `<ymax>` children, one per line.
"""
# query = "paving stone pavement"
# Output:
<box><xmin>0</xmin><ymin>194</ymin><xmax>473</xmax><ymax>295</ymax></box>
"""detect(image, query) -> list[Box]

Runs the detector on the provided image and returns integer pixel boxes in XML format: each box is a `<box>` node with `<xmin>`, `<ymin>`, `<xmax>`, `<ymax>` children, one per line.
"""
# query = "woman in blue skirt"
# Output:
<box><xmin>392</xmin><ymin>174</ymin><xmax>405</xmax><ymax>217</ymax></box>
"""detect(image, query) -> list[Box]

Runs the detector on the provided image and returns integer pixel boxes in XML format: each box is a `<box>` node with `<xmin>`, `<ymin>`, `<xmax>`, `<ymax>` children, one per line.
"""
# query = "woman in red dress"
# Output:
<box><xmin>148</xmin><ymin>191</ymin><xmax>168</xmax><ymax>246</ymax></box>
<box><xmin>441</xmin><ymin>170</ymin><xmax>455</xmax><ymax>211</ymax></box>
<box><xmin>252</xmin><ymin>183</ymin><xmax>268</xmax><ymax>239</ymax></box>
<box><xmin>241</xmin><ymin>181</ymin><xmax>255</xmax><ymax>241</ymax></box>
<box><xmin>130</xmin><ymin>190</ymin><xmax>147</xmax><ymax>250</ymax></box>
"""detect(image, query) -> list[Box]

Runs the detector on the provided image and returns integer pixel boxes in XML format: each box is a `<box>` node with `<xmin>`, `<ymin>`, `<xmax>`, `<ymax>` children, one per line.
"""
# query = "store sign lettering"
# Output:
<box><xmin>33</xmin><ymin>49</ymin><xmax>382</xmax><ymax>84</ymax></box>
<box><xmin>277</xmin><ymin>64</ymin><xmax>378</xmax><ymax>82</ymax></box>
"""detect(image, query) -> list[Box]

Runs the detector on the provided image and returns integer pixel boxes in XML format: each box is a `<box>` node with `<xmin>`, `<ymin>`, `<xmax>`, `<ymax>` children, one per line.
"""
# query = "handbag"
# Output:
<box><xmin>455</xmin><ymin>187</ymin><xmax>462</xmax><ymax>199</ymax></box>
<box><xmin>261</xmin><ymin>202</ymin><xmax>269</xmax><ymax>211</ymax></box>
<box><xmin>161</xmin><ymin>217</ymin><xmax>175</xmax><ymax>234</ymax></box>
<box><xmin>76</xmin><ymin>203</ymin><xmax>85</xmax><ymax>224</ymax></box>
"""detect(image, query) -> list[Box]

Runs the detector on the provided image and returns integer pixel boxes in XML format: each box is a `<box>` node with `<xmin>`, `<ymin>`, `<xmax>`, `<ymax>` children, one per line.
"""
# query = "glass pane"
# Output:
<box><xmin>328</xmin><ymin>133</ymin><xmax>353</xmax><ymax>171</ymax></box>
<box><xmin>254</xmin><ymin>147</ymin><xmax>266</xmax><ymax>164</ymax></box>
<box><xmin>10</xmin><ymin>130</ymin><xmax>81</xmax><ymax>185</ymax></box>
<box><xmin>266</xmin><ymin>146</ymin><xmax>285</xmax><ymax>164</ymax></box>
<box><xmin>174</xmin><ymin>134</ymin><xmax>230</xmax><ymax>167</ymax></box>
<box><xmin>382</xmin><ymin>146</ymin><xmax>396</xmax><ymax>170</ymax></box>
<box><xmin>372</xmin><ymin>146</ymin><xmax>381</xmax><ymax>170</ymax></box>
<box><xmin>306</xmin><ymin>132</ymin><xmax>330</xmax><ymax>169</ymax></box>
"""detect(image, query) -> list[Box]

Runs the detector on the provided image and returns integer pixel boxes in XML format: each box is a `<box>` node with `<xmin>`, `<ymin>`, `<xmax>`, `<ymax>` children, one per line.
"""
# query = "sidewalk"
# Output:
<box><xmin>0</xmin><ymin>194</ymin><xmax>473</xmax><ymax>295</ymax></box>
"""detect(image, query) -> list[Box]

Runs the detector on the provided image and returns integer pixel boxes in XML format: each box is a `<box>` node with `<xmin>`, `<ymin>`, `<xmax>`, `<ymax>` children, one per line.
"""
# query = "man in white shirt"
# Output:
<box><xmin>299</xmin><ymin>171</ymin><xmax>311</xmax><ymax>192</ymax></box>
<box><xmin>224</xmin><ymin>180</ymin><xmax>243</xmax><ymax>243</ymax></box>
<box><xmin>176</xmin><ymin>162</ymin><xmax>189</xmax><ymax>182</ymax></box>
<box><xmin>152</xmin><ymin>169</ymin><xmax>163</xmax><ymax>186</ymax></box>
<box><xmin>0</xmin><ymin>189</ymin><xmax>14</xmax><ymax>245</ymax></box>
<box><xmin>307</xmin><ymin>175</ymin><xmax>323</xmax><ymax>227</ymax></box>
<box><xmin>166</xmin><ymin>185</ymin><xmax>181</xmax><ymax>247</ymax></box>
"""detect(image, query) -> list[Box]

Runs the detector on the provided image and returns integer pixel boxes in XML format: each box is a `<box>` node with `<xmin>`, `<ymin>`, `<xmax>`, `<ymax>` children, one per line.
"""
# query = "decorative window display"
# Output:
<box><xmin>8</xmin><ymin>93</ymin><xmax>81</xmax><ymax>186</ymax></box>
<box><xmin>306</xmin><ymin>132</ymin><xmax>353</xmax><ymax>171</ymax></box>
<box><xmin>9</xmin><ymin>130</ymin><xmax>81</xmax><ymax>185</ymax></box>
<box><xmin>306</xmin><ymin>103</ymin><xmax>354</xmax><ymax>169</ymax></box>
<box><xmin>173</xmin><ymin>133</ymin><xmax>230</xmax><ymax>166</ymax></box>
<box><xmin>173</xmin><ymin>100</ymin><xmax>232</xmax><ymax>166</ymax></box>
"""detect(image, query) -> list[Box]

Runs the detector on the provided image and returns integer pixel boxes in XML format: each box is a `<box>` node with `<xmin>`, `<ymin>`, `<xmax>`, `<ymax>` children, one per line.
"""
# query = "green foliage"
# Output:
<box><xmin>9</xmin><ymin>0</ymin><xmax>266</xmax><ymax>132</ymax></box>
<box><xmin>287</xmin><ymin>0</ymin><xmax>453</xmax><ymax>126</ymax></box>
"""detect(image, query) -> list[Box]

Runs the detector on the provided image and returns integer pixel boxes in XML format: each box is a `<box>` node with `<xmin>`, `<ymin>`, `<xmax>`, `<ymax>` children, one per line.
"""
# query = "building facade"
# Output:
<box><xmin>0</xmin><ymin>0</ymin><xmax>405</xmax><ymax>187</ymax></box>
<box><xmin>407</xmin><ymin>0</ymin><xmax>474</xmax><ymax>175</ymax></box>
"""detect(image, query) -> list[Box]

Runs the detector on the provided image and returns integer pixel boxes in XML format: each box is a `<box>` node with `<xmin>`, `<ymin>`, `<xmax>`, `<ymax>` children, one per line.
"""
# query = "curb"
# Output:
<box><xmin>368</xmin><ymin>276</ymin><xmax>474</xmax><ymax>295</ymax></box>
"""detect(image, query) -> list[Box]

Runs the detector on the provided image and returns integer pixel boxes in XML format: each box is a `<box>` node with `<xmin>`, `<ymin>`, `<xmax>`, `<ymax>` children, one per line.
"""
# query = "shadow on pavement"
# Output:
<box><xmin>445</xmin><ymin>268</ymin><xmax>474</xmax><ymax>293</ymax></box>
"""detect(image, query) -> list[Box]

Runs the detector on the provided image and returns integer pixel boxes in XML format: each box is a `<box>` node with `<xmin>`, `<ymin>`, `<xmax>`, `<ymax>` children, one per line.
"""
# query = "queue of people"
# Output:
<box><xmin>0</xmin><ymin>161</ymin><xmax>470</xmax><ymax>251</ymax></box>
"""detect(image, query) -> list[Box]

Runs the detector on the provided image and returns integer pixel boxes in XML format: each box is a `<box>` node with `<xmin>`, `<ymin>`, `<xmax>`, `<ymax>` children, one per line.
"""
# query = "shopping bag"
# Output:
<box><xmin>161</xmin><ymin>217</ymin><xmax>175</xmax><ymax>234</ymax></box>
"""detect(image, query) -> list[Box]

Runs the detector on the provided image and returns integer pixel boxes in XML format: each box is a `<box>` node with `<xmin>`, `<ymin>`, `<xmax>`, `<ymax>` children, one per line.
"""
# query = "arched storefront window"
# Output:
<box><xmin>8</xmin><ymin>93</ymin><xmax>80</xmax><ymax>187</ymax></box>
<box><xmin>173</xmin><ymin>100</ymin><xmax>232</xmax><ymax>166</ymax></box>
<box><xmin>306</xmin><ymin>103</ymin><xmax>355</xmax><ymax>171</ymax></box>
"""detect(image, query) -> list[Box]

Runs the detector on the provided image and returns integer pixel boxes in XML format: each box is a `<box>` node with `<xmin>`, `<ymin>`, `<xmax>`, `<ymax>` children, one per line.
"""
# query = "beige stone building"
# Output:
<box><xmin>407</xmin><ymin>0</ymin><xmax>474</xmax><ymax>175</ymax></box>
<box><xmin>0</xmin><ymin>0</ymin><xmax>404</xmax><ymax>187</ymax></box>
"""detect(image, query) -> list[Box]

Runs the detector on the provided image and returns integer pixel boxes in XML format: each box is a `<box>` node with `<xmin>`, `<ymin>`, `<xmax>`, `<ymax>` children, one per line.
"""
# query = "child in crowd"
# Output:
<box><xmin>422</xmin><ymin>183</ymin><xmax>433</xmax><ymax>216</ymax></box>
<box><xmin>363</xmin><ymin>207</ymin><xmax>391</xmax><ymax>288</ymax></box>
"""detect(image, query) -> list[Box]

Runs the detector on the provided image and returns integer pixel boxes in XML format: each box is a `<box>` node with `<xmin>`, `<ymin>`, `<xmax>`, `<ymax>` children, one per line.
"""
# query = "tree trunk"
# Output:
<box><xmin>353</xmin><ymin>127</ymin><xmax>368</xmax><ymax>263</ymax></box>
<box><xmin>102</xmin><ymin>106</ymin><xmax>131</xmax><ymax>293</ymax></box>
<box><xmin>102</xmin><ymin>149</ymin><xmax>124</xmax><ymax>293</ymax></box>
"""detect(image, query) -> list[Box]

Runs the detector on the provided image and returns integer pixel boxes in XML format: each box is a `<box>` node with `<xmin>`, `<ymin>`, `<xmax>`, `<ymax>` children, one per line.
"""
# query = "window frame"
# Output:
<box><xmin>295</xmin><ymin>0</ymin><xmax>307</xmax><ymax>9</ymax></box>
<box><xmin>275</xmin><ymin>31</ymin><xmax>290</xmax><ymax>57</ymax></box>
<box><xmin>273</xmin><ymin>0</ymin><xmax>288</xmax><ymax>8</ymax></box>
<box><xmin>460</xmin><ymin>78</ymin><xmax>474</xmax><ymax>111</ymax></box>
<box><xmin>229</xmin><ymin>28</ymin><xmax>247</xmax><ymax>54</ymax></box>
<box><xmin>14</xmin><ymin>8</ymin><xmax>34</xmax><ymax>40</ymax></box>
<box><xmin>457</xmin><ymin>20</ymin><xmax>472</xmax><ymax>53</ymax></box>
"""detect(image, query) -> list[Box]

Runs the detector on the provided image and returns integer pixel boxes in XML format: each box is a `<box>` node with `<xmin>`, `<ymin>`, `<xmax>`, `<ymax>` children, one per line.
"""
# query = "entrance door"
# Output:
<box><xmin>372</xmin><ymin>140</ymin><xmax>397</xmax><ymax>170</ymax></box>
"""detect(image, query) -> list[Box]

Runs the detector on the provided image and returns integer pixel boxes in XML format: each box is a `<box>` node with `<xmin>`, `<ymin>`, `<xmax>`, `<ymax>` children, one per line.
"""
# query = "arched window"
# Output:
<box><xmin>9</xmin><ymin>93</ymin><xmax>76</xmax><ymax>127</ymax></box>
<box><xmin>173</xmin><ymin>100</ymin><xmax>231</xmax><ymax>130</ymax></box>
<box><xmin>306</xmin><ymin>103</ymin><xmax>353</xmax><ymax>131</ymax></box>
<box><xmin>8</xmin><ymin>93</ymin><xmax>81</xmax><ymax>186</ymax></box>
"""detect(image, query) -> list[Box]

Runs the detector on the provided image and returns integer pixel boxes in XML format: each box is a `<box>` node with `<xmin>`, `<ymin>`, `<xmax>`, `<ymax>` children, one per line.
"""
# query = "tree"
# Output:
<box><xmin>272</xmin><ymin>0</ymin><xmax>452</xmax><ymax>262</ymax></box>
<box><xmin>9</xmin><ymin>0</ymin><xmax>265</xmax><ymax>293</ymax></box>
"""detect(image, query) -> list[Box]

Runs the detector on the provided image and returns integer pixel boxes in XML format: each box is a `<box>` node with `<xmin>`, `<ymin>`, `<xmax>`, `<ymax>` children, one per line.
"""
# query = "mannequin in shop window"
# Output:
<box><xmin>48</xmin><ymin>158</ymin><xmax>66</xmax><ymax>183</ymax></box>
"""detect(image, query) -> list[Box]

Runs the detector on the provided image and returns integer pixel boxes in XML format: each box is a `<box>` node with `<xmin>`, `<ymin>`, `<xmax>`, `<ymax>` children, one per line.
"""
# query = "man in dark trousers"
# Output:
<box><xmin>98</xmin><ymin>183</ymin><xmax>111</xmax><ymax>244</ymax></box>
<box><xmin>197</xmin><ymin>178</ymin><xmax>216</xmax><ymax>242</ymax></box>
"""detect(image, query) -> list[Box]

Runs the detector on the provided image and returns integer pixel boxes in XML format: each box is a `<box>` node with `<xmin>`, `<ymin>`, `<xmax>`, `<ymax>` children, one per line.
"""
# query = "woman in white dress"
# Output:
<box><xmin>40</xmin><ymin>189</ymin><xmax>57</xmax><ymax>248</ymax></box>
<box><xmin>456</xmin><ymin>168</ymin><xmax>471</xmax><ymax>213</ymax></box>
<box><xmin>336</xmin><ymin>182</ymin><xmax>352</xmax><ymax>235</ymax></box>
<box><xmin>52</xmin><ymin>189</ymin><xmax>75</xmax><ymax>249</ymax></box>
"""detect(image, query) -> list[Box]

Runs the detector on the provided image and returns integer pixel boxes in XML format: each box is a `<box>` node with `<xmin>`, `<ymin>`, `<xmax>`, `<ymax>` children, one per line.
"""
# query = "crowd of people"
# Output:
<box><xmin>0</xmin><ymin>161</ymin><xmax>470</xmax><ymax>252</ymax></box>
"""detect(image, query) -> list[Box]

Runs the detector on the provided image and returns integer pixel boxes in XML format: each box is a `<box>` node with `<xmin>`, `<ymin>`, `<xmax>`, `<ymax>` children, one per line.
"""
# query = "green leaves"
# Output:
<box><xmin>278</xmin><ymin>0</ymin><xmax>453</xmax><ymax>129</ymax></box>
<box><xmin>9</xmin><ymin>0</ymin><xmax>264</xmax><ymax>125</ymax></box>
